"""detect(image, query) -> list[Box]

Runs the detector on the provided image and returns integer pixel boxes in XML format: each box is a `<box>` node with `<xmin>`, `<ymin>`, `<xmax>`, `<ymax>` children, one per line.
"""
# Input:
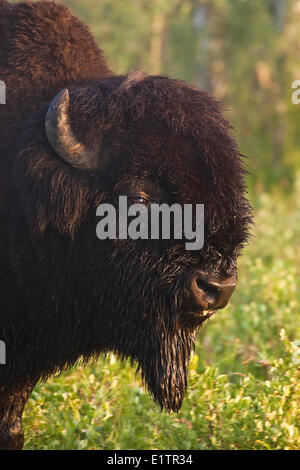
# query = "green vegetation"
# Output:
<box><xmin>23</xmin><ymin>186</ymin><xmax>300</xmax><ymax>450</ymax></box>
<box><xmin>9</xmin><ymin>0</ymin><xmax>300</xmax><ymax>450</ymax></box>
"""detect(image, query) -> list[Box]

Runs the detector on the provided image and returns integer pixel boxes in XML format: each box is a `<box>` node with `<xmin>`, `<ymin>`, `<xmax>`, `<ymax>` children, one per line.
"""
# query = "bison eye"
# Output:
<box><xmin>128</xmin><ymin>195</ymin><xmax>150</xmax><ymax>205</ymax></box>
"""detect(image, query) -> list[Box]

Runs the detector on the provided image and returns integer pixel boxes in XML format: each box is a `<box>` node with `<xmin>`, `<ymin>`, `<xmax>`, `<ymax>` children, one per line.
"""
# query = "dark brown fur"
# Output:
<box><xmin>0</xmin><ymin>1</ymin><xmax>252</xmax><ymax>449</ymax></box>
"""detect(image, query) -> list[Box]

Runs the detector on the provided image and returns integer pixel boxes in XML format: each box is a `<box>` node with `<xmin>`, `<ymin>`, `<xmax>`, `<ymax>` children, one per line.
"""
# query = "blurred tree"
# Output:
<box><xmin>10</xmin><ymin>0</ymin><xmax>300</xmax><ymax>189</ymax></box>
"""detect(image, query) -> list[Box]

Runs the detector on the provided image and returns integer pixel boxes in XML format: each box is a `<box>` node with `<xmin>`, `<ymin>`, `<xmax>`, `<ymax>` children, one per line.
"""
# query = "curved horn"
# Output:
<box><xmin>45</xmin><ymin>89</ymin><xmax>101</xmax><ymax>170</ymax></box>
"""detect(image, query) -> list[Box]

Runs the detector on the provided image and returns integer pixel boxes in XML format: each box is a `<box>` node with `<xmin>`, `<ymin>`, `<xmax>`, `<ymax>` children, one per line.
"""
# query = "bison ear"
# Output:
<box><xmin>45</xmin><ymin>88</ymin><xmax>102</xmax><ymax>171</ymax></box>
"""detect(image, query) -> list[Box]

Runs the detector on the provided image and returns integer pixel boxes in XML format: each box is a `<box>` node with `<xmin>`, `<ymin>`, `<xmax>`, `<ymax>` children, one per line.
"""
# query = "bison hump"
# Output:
<box><xmin>0</xmin><ymin>0</ymin><xmax>112</xmax><ymax>116</ymax></box>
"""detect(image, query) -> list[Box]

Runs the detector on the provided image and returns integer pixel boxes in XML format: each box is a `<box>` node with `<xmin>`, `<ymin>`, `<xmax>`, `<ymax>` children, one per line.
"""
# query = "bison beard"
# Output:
<box><xmin>138</xmin><ymin>325</ymin><xmax>196</xmax><ymax>413</ymax></box>
<box><xmin>96</xmin><ymin>247</ymin><xmax>204</xmax><ymax>413</ymax></box>
<box><xmin>113</xmin><ymin>298</ymin><xmax>197</xmax><ymax>413</ymax></box>
<box><xmin>86</xmin><ymin>249</ymin><xmax>200</xmax><ymax>413</ymax></box>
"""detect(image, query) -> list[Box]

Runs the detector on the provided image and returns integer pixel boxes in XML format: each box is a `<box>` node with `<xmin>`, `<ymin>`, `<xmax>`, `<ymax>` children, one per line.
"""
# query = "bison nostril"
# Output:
<box><xmin>189</xmin><ymin>271</ymin><xmax>237</xmax><ymax>312</ymax></box>
<box><xmin>196</xmin><ymin>278</ymin><xmax>219</xmax><ymax>300</ymax></box>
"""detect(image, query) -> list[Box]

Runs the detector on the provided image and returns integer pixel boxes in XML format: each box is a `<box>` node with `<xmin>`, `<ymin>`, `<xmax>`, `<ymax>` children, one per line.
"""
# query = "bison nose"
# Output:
<box><xmin>189</xmin><ymin>271</ymin><xmax>237</xmax><ymax>311</ymax></box>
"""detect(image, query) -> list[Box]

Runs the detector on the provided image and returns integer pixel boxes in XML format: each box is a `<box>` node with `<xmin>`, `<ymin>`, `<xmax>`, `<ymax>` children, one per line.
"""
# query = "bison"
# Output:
<box><xmin>0</xmin><ymin>0</ymin><xmax>252</xmax><ymax>450</ymax></box>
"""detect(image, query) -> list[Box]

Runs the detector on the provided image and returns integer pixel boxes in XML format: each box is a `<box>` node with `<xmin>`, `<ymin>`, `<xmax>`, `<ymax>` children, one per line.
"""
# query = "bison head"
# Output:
<box><xmin>12</xmin><ymin>71</ymin><xmax>252</xmax><ymax>412</ymax></box>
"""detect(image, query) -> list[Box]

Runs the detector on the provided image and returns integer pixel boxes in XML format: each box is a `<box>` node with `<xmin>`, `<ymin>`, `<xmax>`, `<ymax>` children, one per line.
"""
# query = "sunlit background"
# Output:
<box><xmin>63</xmin><ymin>0</ymin><xmax>300</xmax><ymax>189</ymax></box>
<box><xmin>10</xmin><ymin>0</ymin><xmax>299</xmax><ymax>449</ymax></box>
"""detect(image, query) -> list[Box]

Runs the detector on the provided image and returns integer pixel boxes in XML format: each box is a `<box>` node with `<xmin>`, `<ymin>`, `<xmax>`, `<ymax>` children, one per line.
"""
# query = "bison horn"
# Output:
<box><xmin>45</xmin><ymin>89</ymin><xmax>101</xmax><ymax>171</ymax></box>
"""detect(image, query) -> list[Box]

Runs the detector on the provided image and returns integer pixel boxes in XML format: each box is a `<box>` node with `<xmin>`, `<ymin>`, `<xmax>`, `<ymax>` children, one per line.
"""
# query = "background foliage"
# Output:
<box><xmin>13</xmin><ymin>0</ymin><xmax>300</xmax><ymax>449</ymax></box>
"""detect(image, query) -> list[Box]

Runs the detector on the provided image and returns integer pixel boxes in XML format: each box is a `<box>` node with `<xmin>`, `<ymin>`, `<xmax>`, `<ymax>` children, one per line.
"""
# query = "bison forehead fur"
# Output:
<box><xmin>0</xmin><ymin>0</ymin><xmax>252</xmax><ymax>447</ymax></box>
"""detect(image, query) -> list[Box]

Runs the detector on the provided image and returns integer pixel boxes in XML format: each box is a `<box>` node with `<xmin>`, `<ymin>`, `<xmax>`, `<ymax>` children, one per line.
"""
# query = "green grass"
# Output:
<box><xmin>23</xmin><ymin>183</ymin><xmax>300</xmax><ymax>450</ymax></box>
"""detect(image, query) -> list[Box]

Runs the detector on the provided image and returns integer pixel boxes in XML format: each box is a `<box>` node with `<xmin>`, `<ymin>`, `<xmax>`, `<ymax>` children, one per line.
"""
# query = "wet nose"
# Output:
<box><xmin>189</xmin><ymin>271</ymin><xmax>237</xmax><ymax>311</ymax></box>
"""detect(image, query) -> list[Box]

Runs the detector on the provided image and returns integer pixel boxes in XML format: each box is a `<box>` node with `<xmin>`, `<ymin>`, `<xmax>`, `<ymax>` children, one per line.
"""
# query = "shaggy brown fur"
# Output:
<box><xmin>0</xmin><ymin>1</ymin><xmax>252</xmax><ymax>449</ymax></box>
